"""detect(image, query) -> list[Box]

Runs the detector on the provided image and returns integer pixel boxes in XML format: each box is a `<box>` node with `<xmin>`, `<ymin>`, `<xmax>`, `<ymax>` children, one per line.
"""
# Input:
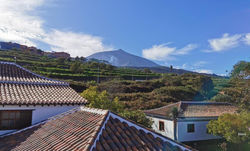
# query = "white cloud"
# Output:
<box><xmin>193</xmin><ymin>61</ymin><xmax>208</xmax><ymax>68</ymax></box>
<box><xmin>175</xmin><ymin>62</ymin><xmax>213</xmax><ymax>74</ymax></box>
<box><xmin>0</xmin><ymin>0</ymin><xmax>45</xmax><ymax>46</ymax></box>
<box><xmin>42</xmin><ymin>30</ymin><xmax>112</xmax><ymax>57</ymax></box>
<box><xmin>44</xmin><ymin>30</ymin><xmax>113</xmax><ymax>57</ymax></box>
<box><xmin>175</xmin><ymin>63</ymin><xmax>188</xmax><ymax>70</ymax></box>
<box><xmin>194</xmin><ymin>69</ymin><xmax>213</xmax><ymax>74</ymax></box>
<box><xmin>0</xmin><ymin>0</ymin><xmax>111</xmax><ymax>57</ymax></box>
<box><xmin>218</xmin><ymin>73</ymin><xmax>227</xmax><ymax>77</ymax></box>
<box><xmin>243</xmin><ymin>33</ymin><xmax>250</xmax><ymax>45</ymax></box>
<box><xmin>142</xmin><ymin>43</ymin><xmax>197</xmax><ymax>61</ymax></box>
<box><xmin>206</xmin><ymin>33</ymin><xmax>242</xmax><ymax>52</ymax></box>
<box><xmin>176</xmin><ymin>44</ymin><xmax>198</xmax><ymax>55</ymax></box>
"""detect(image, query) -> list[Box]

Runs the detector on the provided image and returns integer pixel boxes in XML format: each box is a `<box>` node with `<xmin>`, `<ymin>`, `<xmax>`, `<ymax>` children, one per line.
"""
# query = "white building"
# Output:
<box><xmin>0</xmin><ymin>62</ymin><xmax>87</xmax><ymax>136</ymax></box>
<box><xmin>144</xmin><ymin>101</ymin><xmax>237</xmax><ymax>142</ymax></box>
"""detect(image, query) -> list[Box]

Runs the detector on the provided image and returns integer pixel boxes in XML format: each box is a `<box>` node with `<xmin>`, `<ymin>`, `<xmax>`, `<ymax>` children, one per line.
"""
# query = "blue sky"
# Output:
<box><xmin>0</xmin><ymin>0</ymin><xmax>249</xmax><ymax>75</ymax></box>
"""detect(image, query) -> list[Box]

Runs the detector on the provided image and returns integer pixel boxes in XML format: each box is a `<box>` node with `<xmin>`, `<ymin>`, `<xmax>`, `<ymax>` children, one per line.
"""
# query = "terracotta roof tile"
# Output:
<box><xmin>0</xmin><ymin>62</ymin><xmax>87</xmax><ymax>105</ymax></box>
<box><xmin>0</xmin><ymin>107</ymin><xmax>108</xmax><ymax>151</ymax></box>
<box><xmin>144</xmin><ymin>102</ymin><xmax>181</xmax><ymax>118</ymax></box>
<box><xmin>92</xmin><ymin>113</ymin><xmax>192</xmax><ymax>151</ymax></box>
<box><xmin>0</xmin><ymin>107</ymin><xmax>193</xmax><ymax>151</ymax></box>
<box><xmin>0</xmin><ymin>62</ymin><xmax>66</xmax><ymax>85</ymax></box>
<box><xmin>144</xmin><ymin>101</ymin><xmax>237</xmax><ymax>118</ymax></box>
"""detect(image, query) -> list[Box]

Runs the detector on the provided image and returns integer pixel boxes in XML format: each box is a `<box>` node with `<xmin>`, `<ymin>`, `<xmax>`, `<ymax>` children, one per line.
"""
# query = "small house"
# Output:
<box><xmin>144</xmin><ymin>101</ymin><xmax>237</xmax><ymax>142</ymax></box>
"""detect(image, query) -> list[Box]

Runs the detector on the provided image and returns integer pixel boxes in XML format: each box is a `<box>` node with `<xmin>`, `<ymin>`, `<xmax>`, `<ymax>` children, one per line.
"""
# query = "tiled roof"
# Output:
<box><xmin>0</xmin><ymin>62</ymin><xmax>87</xmax><ymax>105</ymax></box>
<box><xmin>0</xmin><ymin>107</ymin><xmax>193</xmax><ymax>151</ymax></box>
<box><xmin>0</xmin><ymin>62</ymin><xmax>66</xmax><ymax>85</ymax></box>
<box><xmin>144</xmin><ymin>102</ymin><xmax>181</xmax><ymax>119</ymax></box>
<box><xmin>144</xmin><ymin>101</ymin><xmax>237</xmax><ymax>119</ymax></box>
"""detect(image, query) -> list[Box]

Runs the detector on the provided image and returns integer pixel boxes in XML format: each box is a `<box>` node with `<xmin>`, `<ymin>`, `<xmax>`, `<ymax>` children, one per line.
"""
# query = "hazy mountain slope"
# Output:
<box><xmin>87</xmin><ymin>49</ymin><xmax>159</xmax><ymax>67</ymax></box>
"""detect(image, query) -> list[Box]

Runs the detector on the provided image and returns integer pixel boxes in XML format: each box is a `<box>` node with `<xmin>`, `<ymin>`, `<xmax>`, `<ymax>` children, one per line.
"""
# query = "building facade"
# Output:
<box><xmin>0</xmin><ymin>62</ymin><xmax>87</xmax><ymax>136</ymax></box>
<box><xmin>145</xmin><ymin>101</ymin><xmax>237</xmax><ymax>142</ymax></box>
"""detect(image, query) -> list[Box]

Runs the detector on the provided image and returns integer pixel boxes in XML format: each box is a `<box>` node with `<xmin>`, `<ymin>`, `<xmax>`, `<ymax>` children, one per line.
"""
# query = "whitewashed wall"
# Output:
<box><xmin>147</xmin><ymin>116</ymin><xmax>174</xmax><ymax>140</ymax></box>
<box><xmin>0</xmin><ymin>105</ymin><xmax>79</xmax><ymax>136</ymax></box>
<box><xmin>177</xmin><ymin>120</ymin><xmax>221</xmax><ymax>142</ymax></box>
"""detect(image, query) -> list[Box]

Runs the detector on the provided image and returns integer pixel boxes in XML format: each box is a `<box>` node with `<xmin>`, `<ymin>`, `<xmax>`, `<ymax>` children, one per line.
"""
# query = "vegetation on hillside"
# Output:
<box><xmin>81</xmin><ymin>86</ymin><xmax>153</xmax><ymax>128</ymax></box>
<box><xmin>96</xmin><ymin>73</ymin><xmax>219</xmax><ymax>110</ymax></box>
<box><xmin>0</xmin><ymin>49</ymin><xmax>226</xmax><ymax>100</ymax></box>
<box><xmin>211</xmin><ymin>61</ymin><xmax>250</xmax><ymax>111</ymax></box>
<box><xmin>207</xmin><ymin>61</ymin><xmax>250</xmax><ymax>150</ymax></box>
<box><xmin>0</xmin><ymin>50</ymin><xmax>160</xmax><ymax>89</ymax></box>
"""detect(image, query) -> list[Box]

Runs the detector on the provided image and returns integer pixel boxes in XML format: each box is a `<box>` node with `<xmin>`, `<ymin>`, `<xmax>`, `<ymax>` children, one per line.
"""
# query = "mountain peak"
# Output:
<box><xmin>114</xmin><ymin>49</ymin><xmax>126</xmax><ymax>53</ymax></box>
<box><xmin>116</xmin><ymin>49</ymin><xmax>124</xmax><ymax>51</ymax></box>
<box><xmin>87</xmin><ymin>50</ymin><xmax>159</xmax><ymax>67</ymax></box>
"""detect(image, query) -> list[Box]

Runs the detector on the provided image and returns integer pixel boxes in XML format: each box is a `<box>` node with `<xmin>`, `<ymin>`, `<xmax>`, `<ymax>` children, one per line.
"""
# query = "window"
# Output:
<box><xmin>0</xmin><ymin>110</ymin><xmax>32</xmax><ymax>130</ymax></box>
<box><xmin>187</xmin><ymin>124</ymin><xmax>195</xmax><ymax>133</ymax></box>
<box><xmin>159</xmin><ymin>121</ymin><xmax>164</xmax><ymax>131</ymax></box>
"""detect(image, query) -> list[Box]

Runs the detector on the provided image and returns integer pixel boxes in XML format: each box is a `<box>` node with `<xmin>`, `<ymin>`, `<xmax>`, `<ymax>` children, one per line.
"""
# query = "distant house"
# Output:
<box><xmin>144</xmin><ymin>101</ymin><xmax>237</xmax><ymax>142</ymax></box>
<box><xmin>0</xmin><ymin>62</ymin><xmax>87</xmax><ymax>136</ymax></box>
<box><xmin>0</xmin><ymin>107</ymin><xmax>194</xmax><ymax>151</ymax></box>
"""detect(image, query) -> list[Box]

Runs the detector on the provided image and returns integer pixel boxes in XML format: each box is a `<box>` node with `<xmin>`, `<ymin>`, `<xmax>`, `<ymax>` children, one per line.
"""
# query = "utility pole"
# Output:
<box><xmin>170</xmin><ymin>65</ymin><xmax>173</xmax><ymax>72</ymax></box>
<box><xmin>97</xmin><ymin>65</ymin><xmax>100</xmax><ymax>83</ymax></box>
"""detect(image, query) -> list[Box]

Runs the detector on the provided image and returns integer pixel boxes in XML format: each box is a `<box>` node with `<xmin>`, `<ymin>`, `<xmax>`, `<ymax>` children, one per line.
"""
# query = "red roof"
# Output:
<box><xmin>144</xmin><ymin>101</ymin><xmax>237</xmax><ymax>119</ymax></box>
<box><xmin>0</xmin><ymin>107</ymin><xmax>193</xmax><ymax>151</ymax></box>
<box><xmin>0</xmin><ymin>62</ymin><xmax>87</xmax><ymax>105</ymax></box>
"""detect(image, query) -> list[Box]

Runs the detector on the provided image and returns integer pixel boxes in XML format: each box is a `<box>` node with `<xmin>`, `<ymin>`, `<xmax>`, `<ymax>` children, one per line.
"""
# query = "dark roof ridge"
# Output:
<box><xmin>0</xmin><ymin>61</ymin><xmax>69</xmax><ymax>86</ymax></box>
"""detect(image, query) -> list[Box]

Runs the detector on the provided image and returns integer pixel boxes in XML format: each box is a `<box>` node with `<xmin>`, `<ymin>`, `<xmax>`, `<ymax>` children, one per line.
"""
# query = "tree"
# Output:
<box><xmin>171</xmin><ymin>107</ymin><xmax>178</xmax><ymax>118</ymax></box>
<box><xmin>86</xmin><ymin>80</ymin><xmax>97</xmax><ymax>87</ymax></box>
<box><xmin>57</xmin><ymin>58</ymin><xmax>65</xmax><ymax>65</ymax></box>
<box><xmin>230</xmin><ymin>61</ymin><xmax>250</xmax><ymax>79</ymax></box>
<box><xmin>120</xmin><ymin>110</ymin><xmax>153</xmax><ymax>128</ymax></box>
<box><xmin>207</xmin><ymin>112</ymin><xmax>250</xmax><ymax>144</ymax></box>
<box><xmin>170</xmin><ymin>65</ymin><xmax>173</xmax><ymax>72</ymax></box>
<box><xmin>171</xmin><ymin>107</ymin><xmax>178</xmax><ymax>140</ymax></box>
<box><xmin>70</xmin><ymin>62</ymin><xmax>81</xmax><ymax>73</ymax></box>
<box><xmin>143</xmin><ymin>68</ymin><xmax>151</xmax><ymax>73</ymax></box>
<box><xmin>75</xmin><ymin>56</ymin><xmax>80</xmax><ymax>61</ymax></box>
<box><xmin>212</xmin><ymin>61</ymin><xmax>250</xmax><ymax>111</ymax></box>
<box><xmin>80</xmin><ymin>56</ymin><xmax>86</xmax><ymax>62</ymax></box>
<box><xmin>81</xmin><ymin>86</ymin><xmax>124</xmax><ymax>113</ymax></box>
<box><xmin>80</xmin><ymin>86</ymin><xmax>152</xmax><ymax>127</ymax></box>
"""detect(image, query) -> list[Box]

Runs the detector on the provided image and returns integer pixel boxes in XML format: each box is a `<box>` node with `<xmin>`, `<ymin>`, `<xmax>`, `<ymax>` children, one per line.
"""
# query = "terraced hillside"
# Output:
<box><xmin>0</xmin><ymin>49</ymin><xmax>229</xmax><ymax>109</ymax></box>
<box><xmin>0</xmin><ymin>50</ymin><xmax>160</xmax><ymax>91</ymax></box>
